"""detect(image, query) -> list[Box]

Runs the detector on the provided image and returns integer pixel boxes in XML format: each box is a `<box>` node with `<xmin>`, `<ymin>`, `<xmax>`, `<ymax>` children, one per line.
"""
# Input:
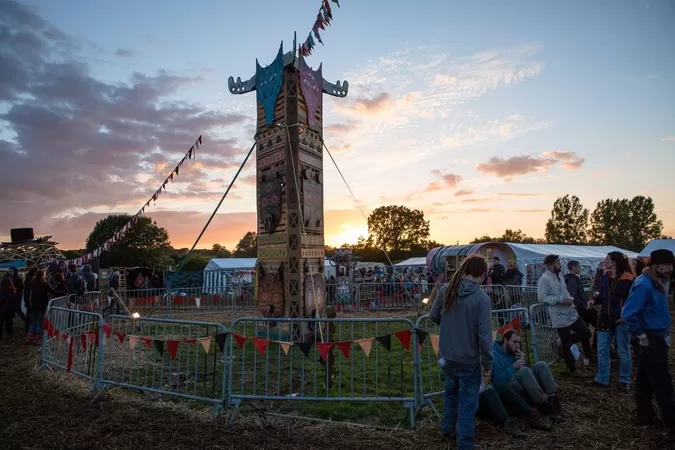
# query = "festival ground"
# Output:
<box><xmin>0</xmin><ymin>314</ymin><xmax>671</xmax><ymax>450</ymax></box>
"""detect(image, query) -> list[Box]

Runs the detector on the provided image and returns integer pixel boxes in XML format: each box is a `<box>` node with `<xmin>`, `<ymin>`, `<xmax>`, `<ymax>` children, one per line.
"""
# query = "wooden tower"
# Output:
<box><xmin>228</xmin><ymin>40</ymin><xmax>349</xmax><ymax>322</ymax></box>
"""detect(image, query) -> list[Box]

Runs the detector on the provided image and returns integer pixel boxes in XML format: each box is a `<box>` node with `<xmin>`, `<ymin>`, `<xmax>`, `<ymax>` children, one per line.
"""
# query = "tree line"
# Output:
<box><xmin>55</xmin><ymin>194</ymin><xmax>667</xmax><ymax>269</ymax></box>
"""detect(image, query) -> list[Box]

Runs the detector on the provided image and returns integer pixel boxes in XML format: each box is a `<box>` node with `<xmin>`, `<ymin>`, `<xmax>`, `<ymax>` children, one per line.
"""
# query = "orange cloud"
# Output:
<box><xmin>476</xmin><ymin>151</ymin><xmax>585</xmax><ymax>179</ymax></box>
<box><xmin>455</xmin><ymin>189</ymin><xmax>474</xmax><ymax>197</ymax></box>
<box><xmin>516</xmin><ymin>209</ymin><xmax>548</xmax><ymax>213</ymax></box>
<box><xmin>353</xmin><ymin>92</ymin><xmax>392</xmax><ymax>115</ymax></box>
<box><xmin>424</xmin><ymin>170</ymin><xmax>462</xmax><ymax>192</ymax></box>
<box><xmin>325</xmin><ymin>120</ymin><xmax>360</xmax><ymax>133</ymax></box>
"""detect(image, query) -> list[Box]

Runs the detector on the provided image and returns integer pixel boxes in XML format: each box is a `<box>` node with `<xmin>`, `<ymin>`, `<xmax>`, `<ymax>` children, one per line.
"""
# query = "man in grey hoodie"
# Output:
<box><xmin>431</xmin><ymin>255</ymin><xmax>493</xmax><ymax>449</ymax></box>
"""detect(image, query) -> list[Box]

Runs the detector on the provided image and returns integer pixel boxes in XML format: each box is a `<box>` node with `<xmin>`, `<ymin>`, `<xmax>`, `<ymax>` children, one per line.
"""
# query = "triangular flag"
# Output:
<box><xmin>394</xmin><ymin>329</ymin><xmax>412</xmax><ymax>351</ymax></box>
<box><xmin>80</xmin><ymin>334</ymin><xmax>87</xmax><ymax>351</ymax></box>
<box><xmin>198</xmin><ymin>337</ymin><xmax>211</xmax><ymax>354</ymax></box>
<box><xmin>336</xmin><ymin>304</ymin><xmax>342</xmax><ymax>312</ymax></box>
<box><xmin>295</xmin><ymin>341</ymin><xmax>312</xmax><ymax>357</ymax></box>
<box><xmin>511</xmin><ymin>316</ymin><xmax>522</xmax><ymax>333</ymax></box>
<box><xmin>497</xmin><ymin>322</ymin><xmax>513</xmax><ymax>337</ymax></box>
<box><xmin>336</xmin><ymin>341</ymin><xmax>351</xmax><ymax>359</ymax></box>
<box><xmin>153</xmin><ymin>339</ymin><xmax>164</xmax><ymax>356</ymax></box>
<box><xmin>376</xmin><ymin>334</ymin><xmax>392</xmax><ymax>351</ymax></box>
<box><xmin>103</xmin><ymin>324</ymin><xmax>112</xmax><ymax>338</ymax></box>
<box><xmin>253</xmin><ymin>338</ymin><xmax>270</xmax><ymax>357</ymax></box>
<box><xmin>231</xmin><ymin>332</ymin><xmax>248</xmax><ymax>350</ymax></box>
<box><xmin>166</xmin><ymin>341</ymin><xmax>179</xmax><ymax>360</ymax></box>
<box><xmin>277</xmin><ymin>341</ymin><xmax>291</xmax><ymax>355</ymax></box>
<box><xmin>117</xmin><ymin>331</ymin><xmax>125</xmax><ymax>344</ymax></box>
<box><xmin>416</xmin><ymin>328</ymin><xmax>429</xmax><ymax>345</ymax></box>
<box><xmin>356</xmin><ymin>338</ymin><xmax>374</xmax><ymax>357</ymax></box>
<box><xmin>87</xmin><ymin>331</ymin><xmax>95</xmax><ymax>343</ymax></box>
<box><xmin>430</xmin><ymin>335</ymin><xmax>440</xmax><ymax>356</ymax></box>
<box><xmin>195</xmin><ymin>297</ymin><xmax>201</xmax><ymax>308</ymax></box>
<box><xmin>216</xmin><ymin>333</ymin><xmax>228</xmax><ymax>352</ymax></box>
<box><xmin>129</xmin><ymin>335</ymin><xmax>140</xmax><ymax>350</ymax></box>
<box><xmin>316</xmin><ymin>342</ymin><xmax>333</xmax><ymax>360</ymax></box>
<box><xmin>142</xmin><ymin>337</ymin><xmax>153</xmax><ymax>349</ymax></box>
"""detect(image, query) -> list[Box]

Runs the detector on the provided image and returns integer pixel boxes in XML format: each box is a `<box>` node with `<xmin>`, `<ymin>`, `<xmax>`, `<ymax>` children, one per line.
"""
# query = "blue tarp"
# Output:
<box><xmin>0</xmin><ymin>260</ymin><xmax>27</xmax><ymax>269</ymax></box>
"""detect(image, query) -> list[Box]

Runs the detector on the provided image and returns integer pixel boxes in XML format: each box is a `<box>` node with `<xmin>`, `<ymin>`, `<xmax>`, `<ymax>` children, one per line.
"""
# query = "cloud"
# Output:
<box><xmin>460</xmin><ymin>198</ymin><xmax>494</xmax><ymax>203</ymax></box>
<box><xmin>516</xmin><ymin>209</ymin><xmax>548</xmax><ymax>213</ymax></box>
<box><xmin>115</xmin><ymin>48</ymin><xmax>137</xmax><ymax>58</ymax></box>
<box><xmin>325</xmin><ymin>120</ymin><xmax>360</xmax><ymax>133</ymax></box>
<box><xmin>0</xmin><ymin>1</ymin><xmax>250</xmax><ymax>232</ymax></box>
<box><xmin>353</xmin><ymin>93</ymin><xmax>391</xmax><ymax>115</ymax></box>
<box><xmin>424</xmin><ymin>170</ymin><xmax>463</xmax><ymax>192</ymax></box>
<box><xmin>476</xmin><ymin>151</ymin><xmax>585</xmax><ymax>179</ymax></box>
<box><xmin>661</xmin><ymin>136</ymin><xmax>675</xmax><ymax>142</ymax></box>
<box><xmin>455</xmin><ymin>189</ymin><xmax>474</xmax><ymax>197</ymax></box>
<box><xmin>443</xmin><ymin>114</ymin><xmax>551</xmax><ymax>150</ymax></box>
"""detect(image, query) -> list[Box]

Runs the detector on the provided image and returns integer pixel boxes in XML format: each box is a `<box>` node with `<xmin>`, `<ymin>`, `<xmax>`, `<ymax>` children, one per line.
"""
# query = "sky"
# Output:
<box><xmin>0</xmin><ymin>0</ymin><xmax>674</xmax><ymax>252</ymax></box>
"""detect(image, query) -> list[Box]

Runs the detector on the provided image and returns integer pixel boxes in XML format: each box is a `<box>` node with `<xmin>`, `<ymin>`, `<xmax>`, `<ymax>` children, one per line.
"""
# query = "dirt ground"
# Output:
<box><xmin>0</xmin><ymin>317</ymin><xmax>670</xmax><ymax>450</ymax></box>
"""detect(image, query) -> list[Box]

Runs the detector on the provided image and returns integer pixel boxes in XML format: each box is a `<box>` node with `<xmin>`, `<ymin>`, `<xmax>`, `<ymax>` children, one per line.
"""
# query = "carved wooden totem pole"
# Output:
<box><xmin>228</xmin><ymin>40</ymin><xmax>349</xmax><ymax>329</ymax></box>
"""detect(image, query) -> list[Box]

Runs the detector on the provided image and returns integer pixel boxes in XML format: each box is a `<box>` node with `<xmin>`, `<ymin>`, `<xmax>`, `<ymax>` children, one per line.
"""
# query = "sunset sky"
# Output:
<box><xmin>1</xmin><ymin>0</ymin><xmax>674</xmax><ymax>251</ymax></box>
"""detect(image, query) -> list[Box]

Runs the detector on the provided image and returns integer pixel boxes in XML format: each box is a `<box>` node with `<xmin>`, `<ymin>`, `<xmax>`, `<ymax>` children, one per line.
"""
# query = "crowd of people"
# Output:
<box><xmin>429</xmin><ymin>248</ymin><xmax>675</xmax><ymax>449</ymax></box>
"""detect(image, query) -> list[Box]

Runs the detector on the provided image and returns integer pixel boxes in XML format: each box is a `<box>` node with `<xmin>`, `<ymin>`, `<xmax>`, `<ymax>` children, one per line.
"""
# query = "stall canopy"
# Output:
<box><xmin>639</xmin><ymin>239</ymin><xmax>675</xmax><ymax>258</ymax></box>
<box><xmin>394</xmin><ymin>257</ymin><xmax>427</xmax><ymax>267</ymax></box>
<box><xmin>0</xmin><ymin>260</ymin><xmax>28</xmax><ymax>269</ymax></box>
<box><xmin>505</xmin><ymin>243</ymin><xmax>638</xmax><ymax>265</ymax></box>
<box><xmin>204</xmin><ymin>258</ymin><xmax>256</xmax><ymax>271</ymax></box>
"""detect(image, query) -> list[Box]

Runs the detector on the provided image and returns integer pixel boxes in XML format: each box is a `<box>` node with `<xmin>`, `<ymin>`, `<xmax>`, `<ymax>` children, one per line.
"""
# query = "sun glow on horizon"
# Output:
<box><xmin>326</xmin><ymin>223</ymin><xmax>370</xmax><ymax>247</ymax></box>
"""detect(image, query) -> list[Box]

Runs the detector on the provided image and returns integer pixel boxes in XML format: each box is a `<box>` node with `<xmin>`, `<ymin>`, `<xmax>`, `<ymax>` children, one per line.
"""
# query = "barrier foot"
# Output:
<box><xmin>225</xmin><ymin>399</ymin><xmax>241</xmax><ymax>425</ymax></box>
<box><xmin>405</xmin><ymin>402</ymin><xmax>416</xmax><ymax>428</ymax></box>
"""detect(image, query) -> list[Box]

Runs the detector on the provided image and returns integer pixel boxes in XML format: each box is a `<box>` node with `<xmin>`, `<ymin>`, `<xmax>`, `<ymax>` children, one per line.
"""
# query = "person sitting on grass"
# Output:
<box><xmin>491</xmin><ymin>330</ymin><xmax>564</xmax><ymax>421</ymax></box>
<box><xmin>477</xmin><ymin>380</ymin><xmax>551</xmax><ymax>436</ymax></box>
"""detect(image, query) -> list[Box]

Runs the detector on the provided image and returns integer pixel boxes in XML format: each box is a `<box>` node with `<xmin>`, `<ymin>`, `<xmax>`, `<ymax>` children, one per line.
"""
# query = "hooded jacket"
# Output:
<box><xmin>430</xmin><ymin>278</ymin><xmax>494</xmax><ymax>369</ymax></box>
<box><xmin>595</xmin><ymin>272</ymin><xmax>634</xmax><ymax>331</ymax></box>
<box><xmin>490</xmin><ymin>340</ymin><xmax>520</xmax><ymax>386</ymax></box>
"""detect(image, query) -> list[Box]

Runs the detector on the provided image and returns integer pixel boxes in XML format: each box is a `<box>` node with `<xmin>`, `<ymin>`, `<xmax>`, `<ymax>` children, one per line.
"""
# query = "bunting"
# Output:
<box><xmin>60</xmin><ymin>135</ymin><xmax>203</xmax><ymax>266</ymax></box>
<box><xmin>299</xmin><ymin>0</ymin><xmax>341</xmax><ymax>57</ymax></box>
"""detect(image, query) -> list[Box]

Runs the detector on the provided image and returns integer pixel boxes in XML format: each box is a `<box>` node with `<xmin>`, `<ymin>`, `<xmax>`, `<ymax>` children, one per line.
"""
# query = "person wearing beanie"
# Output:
<box><xmin>537</xmin><ymin>254</ymin><xmax>592</xmax><ymax>376</ymax></box>
<box><xmin>622</xmin><ymin>249</ymin><xmax>675</xmax><ymax>433</ymax></box>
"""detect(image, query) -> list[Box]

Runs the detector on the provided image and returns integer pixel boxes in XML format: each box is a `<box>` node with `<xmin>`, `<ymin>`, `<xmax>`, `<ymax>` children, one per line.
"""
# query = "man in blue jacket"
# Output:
<box><xmin>622</xmin><ymin>249</ymin><xmax>675</xmax><ymax>432</ymax></box>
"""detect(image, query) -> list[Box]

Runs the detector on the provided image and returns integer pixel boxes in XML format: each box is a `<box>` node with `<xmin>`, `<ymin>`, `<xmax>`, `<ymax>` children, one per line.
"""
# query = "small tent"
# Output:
<box><xmin>639</xmin><ymin>239</ymin><xmax>675</xmax><ymax>259</ymax></box>
<box><xmin>202</xmin><ymin>258</ymin><xmax>256</xmax><ymax>294</ymax></box>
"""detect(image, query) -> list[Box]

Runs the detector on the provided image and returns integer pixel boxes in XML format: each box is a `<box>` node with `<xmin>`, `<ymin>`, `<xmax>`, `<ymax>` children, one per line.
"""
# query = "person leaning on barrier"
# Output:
<box><xmin>430</xmin><ymin>255</ymin><xmax>493</xmax><ymax>448</ymax></box>
<box><xmin>621</xmin><ymin>249</ymin><xmax>675</xmax><ymax>435</ymax></box>
<box><xmin>491</xmin><ymin>330</ymin><xmax>564</xmax><ymax>423</ymax></box>
<box><xmin>537</xmin><ymin>254</ymin><xmax>592</xmax><ymax>376</ymax></box>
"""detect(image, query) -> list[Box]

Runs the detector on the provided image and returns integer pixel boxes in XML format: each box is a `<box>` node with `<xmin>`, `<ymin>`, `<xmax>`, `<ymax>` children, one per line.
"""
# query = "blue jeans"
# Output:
<box><xmin>28</xmin><ymin>310</ymin><xmax>45</xmax><ymax>335</ymax></box>
<box><xmin>442</xmin><ymin>362</ymin><xmax>481</xmax><ymax>449</ymax></box>
<box><xmin>595</xmin><ymin>324</ymin><xmax>631</xmax><ymax>385</ymax></box>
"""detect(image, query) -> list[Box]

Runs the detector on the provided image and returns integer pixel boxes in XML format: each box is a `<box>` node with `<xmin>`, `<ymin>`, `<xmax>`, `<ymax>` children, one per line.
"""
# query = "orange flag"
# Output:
<box><xmin>129</xmin><ymin>335</ymin><xmax>140</xmax><ymax>350</ymax></box>
<box><xmin>277</xmin><ymin>341</ymin><xmax>292</xmax><ymax>355</ymax></box>
<box><xmin>198</xmin><ymin>337</ymin><xmax>211</xmax><ymax>354</ymax></box>
<box><xmin>355</xmin><ymin>338</ymin><xmax>374</xmax><ymax>357</ymax></box>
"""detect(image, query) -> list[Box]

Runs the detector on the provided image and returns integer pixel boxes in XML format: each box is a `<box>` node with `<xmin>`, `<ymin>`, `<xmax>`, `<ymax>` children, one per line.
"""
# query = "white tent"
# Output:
<box><xmin>639</xmin><ymin>239</ymin><xmax>675</xmax><ymax>258</ymax></box>
<box><xmin>202</xmin><ymin>258</ymin><xmax>256</xmax><ymax>294</ymax></box>
<box><xmin>394</xmin><ymin>257</ymin><xmax>427</xmax><ymax>267</ymax></box>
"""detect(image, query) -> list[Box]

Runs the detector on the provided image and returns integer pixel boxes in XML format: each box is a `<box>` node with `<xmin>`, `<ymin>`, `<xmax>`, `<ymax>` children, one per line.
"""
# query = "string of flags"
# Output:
<box><xmin>299</xmin><ymin>0</ymin><xmax>341</xmax><ymax>57</ymax></box>
<box><xmin>62</xmin><ymin>135</ymin><xmax>202</xmax><ymax>266</ymax></box>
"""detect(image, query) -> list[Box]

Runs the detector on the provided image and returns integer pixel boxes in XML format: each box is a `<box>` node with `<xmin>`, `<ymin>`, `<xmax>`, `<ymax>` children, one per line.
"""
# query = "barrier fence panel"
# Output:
<box><xmin>226</xmin><ymin>317</ymin><xmax>420</xmax><ymax>427</ymax></box>
<box><xmin>529</xmin><ymin>303</ymin><xmax>559</xmax><ymax>365</ymax></box>
<box><xmin>121</xmin><ymin>287</ymin><xmax>257</xmax><ymax>316</ymax></box>
<box><xmin>325</xmin><ymin>281</ymin><xmax>429</xmax><ymax>311</ymax></box>
<box><xmin>504</xmin><ymin>285</ymin><xmax>540</xmax><ymax>310</ymax></box>
<box><xmin>100</xmin><ymin>315</ymin><xmax>229</xmax><ymax>411</ymax></box>
<box><xmin>480</xmin><ymin>285</ymin><xmax>507</xmax><ymax>308</ymax></box>
<box><xmin>42</xmin><ymin>305</ymin><xmax>105</xmax><ymax>387</ymax></box>
<box><xmin>414</xmin><ymin>307</ymin><xmax>530</xmax><ymax>420</ymax></box>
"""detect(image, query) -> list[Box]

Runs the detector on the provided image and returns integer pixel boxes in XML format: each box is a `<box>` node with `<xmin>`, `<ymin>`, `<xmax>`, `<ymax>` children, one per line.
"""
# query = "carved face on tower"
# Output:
<box><xmin>299</xmin><ymin>57</ymin><xmax>323</xmax><ymax>129</ymax></box>
<box><xmin>256</xmin><ymin>44</ymin><xmax>284</xmax><ymax>127</ymax></box>
<box><xmin>259</xmin><ymin>172</ymin><xmax>282</xmax><ymax>234</ymax></box>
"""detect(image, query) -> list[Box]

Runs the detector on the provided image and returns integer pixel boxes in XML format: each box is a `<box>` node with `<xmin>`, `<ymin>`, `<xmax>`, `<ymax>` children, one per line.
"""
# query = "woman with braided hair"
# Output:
<box><xmin>430</xmin><ymin>255</ymin><xmax>493</xmax><ymax>448</ymax></box>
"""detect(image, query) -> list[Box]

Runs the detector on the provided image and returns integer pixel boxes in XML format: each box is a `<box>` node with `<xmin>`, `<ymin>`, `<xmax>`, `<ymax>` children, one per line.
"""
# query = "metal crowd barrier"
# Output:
<box><xmin>529</xmin><ymin>303</ymin><xmax>560</xmax><ymax>365</ymax></box>
<box><xmin>42</xmin><ymin>305</ymin><xmax>105</xmax><ymax>387</ymax></box>
<box><xmin>324</xmin><ymin>281</ymin><xmax>431</xmax><ymax>311</ymax></box>
<box><xmin>225</xmin><ymin>316</ymin><xmax>420</xmax><ymax>427</ymax></box>
<box><xmin>99</xmin><ymin>315</ymin><xmax>229</xmax><ymax>413</ymax></box>
<box><xmin>120</xmin><ymin>286</ymin><xmax>256</xmax><ymax>316</ymax></box>
<box><xmin>414</xmin><ymin>307</ymin><xmax>530</xmax><ymax>420</ymax></box>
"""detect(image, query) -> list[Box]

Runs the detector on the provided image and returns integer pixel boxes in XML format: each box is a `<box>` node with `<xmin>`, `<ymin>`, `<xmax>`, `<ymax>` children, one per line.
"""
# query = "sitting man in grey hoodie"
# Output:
<box><xmin>537</xmin><ymin>254</ymin><xmax>592</xmax><ymax>376</ymax></box>
<box><xmin>430</xmin><ymin>255</ymin><xmax>493</xmax><ymax>448</ymax></box>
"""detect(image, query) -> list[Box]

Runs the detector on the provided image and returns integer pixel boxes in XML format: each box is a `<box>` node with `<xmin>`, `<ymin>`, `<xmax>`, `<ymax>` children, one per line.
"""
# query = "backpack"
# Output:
<box><xmin>70</xmin><ymin>273</ymin><xmax>88</xmax><ymax>296</ymax></box>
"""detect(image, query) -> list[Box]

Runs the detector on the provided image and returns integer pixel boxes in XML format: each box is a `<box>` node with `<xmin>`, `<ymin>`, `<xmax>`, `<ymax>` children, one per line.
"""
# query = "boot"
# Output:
<box><xmin>527</xmin><ymin>411</ymin><xmax>552</xmax><ymax>431</ymax></box>
<box><xmin>25</xmin><ymin>332</ymin><xmax>34</xmax><ymax>345</ymax></box>
<box><xmin>503</xmin><ymin>418</ymin><xmax>528</xmax><ymax>437</ymax></box>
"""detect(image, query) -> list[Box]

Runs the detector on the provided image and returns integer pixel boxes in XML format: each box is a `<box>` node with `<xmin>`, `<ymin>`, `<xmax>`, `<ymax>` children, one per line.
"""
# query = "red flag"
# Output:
<box><xmin>336</xmin><ymin>342</ymin><xmax>351</xmax><ymax>359</ymax></box>
<box><xmin>166</xmin><ymin>341</ymin><xmax>179</xmax><ymax>360</ymax></box>
<box><xmin>232</xmin><ymin>332</ymin><xmax>248</xmax><ymax>350</ymax></box>
<box><xmin>117</xmin><ymin>331</ymin><xmax>125</xmax><ymax>344</ymax></box>
<box><xmin>87</xmin><ymin>331</ymin><xmax>95</xmax><ymax>343</ymax></box>
<box><xmin>336</xmin><ymin>304</ymin><xmax>342</xmax><ymax>312</ymax></box>
<box><xmin>253</xmin><ymin>338</ymin><xmax>270</xmax><ymax>357</ymax></box>
<box><xmin>316</xmin><ymin>342</ymin><xmax>333</xmax><ymax>360</ymax></box>
<box><xmin>66</xmin><ymin>338</ymin><xmax>74</xmax><ymax>373</ymax></box>
<box><xmin>103</xmin><ymin>324</ymin><xmax>112</xmax><ymax>338</ymax></box>
<box><xmin>511</xmin><ymin>316</ymin><xmax>522</xmax><ymax>333</ymax></box>
<box><xmin>394</xmin><ymin>329</ymin><xmax>412</xmax><ymax>351</ymax></box>
<box><xmin>142</xmin><ymin>337</ymin><xmax>153</xmax><ymax>349</ymax></box>
<box><xmin>497</xmin><ymin>322</ymin><xmax>513</xmax><ymax>337</ymax></box>
<box><xmin>80</xmin><ymin>334</ymin><xmax>87</xmax><ymax>351</ymax></box>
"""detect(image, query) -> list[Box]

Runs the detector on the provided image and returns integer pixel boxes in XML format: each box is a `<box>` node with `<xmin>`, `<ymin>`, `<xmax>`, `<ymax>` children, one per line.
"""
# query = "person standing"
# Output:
<box><xmin>537</xmin><ymin>254</ymin><xmax>592</xmax><ymax>375</ymax></box>
<box><xmin>430</xmin><ymin>255</ymin><xmax>493</xmax><ymax>448</ymax></box>
<box><xmin>622</xmin><ymin>249</ymin><xmax>675</xmax><ymax>433</ymax></box>
<box><xmin>589</xmin><ymin>252</ymin><xmax>634</xmax><ymax>389</ymax></box>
